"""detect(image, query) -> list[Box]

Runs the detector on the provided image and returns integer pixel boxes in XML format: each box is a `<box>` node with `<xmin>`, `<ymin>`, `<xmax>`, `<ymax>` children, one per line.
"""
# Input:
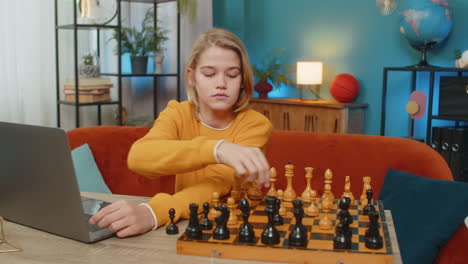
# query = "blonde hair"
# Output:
<box><xmin>185</xmin><ymin>28</ymin><xmax>253</xmax><ymax>117</ymax></box>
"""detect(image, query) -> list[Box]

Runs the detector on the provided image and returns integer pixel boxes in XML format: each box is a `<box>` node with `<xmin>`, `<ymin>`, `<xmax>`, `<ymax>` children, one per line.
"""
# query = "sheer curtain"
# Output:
<box><xmin>0</xmin><ymin>0</ymin><xmax>56</xmax><ymax>126</ymax></box>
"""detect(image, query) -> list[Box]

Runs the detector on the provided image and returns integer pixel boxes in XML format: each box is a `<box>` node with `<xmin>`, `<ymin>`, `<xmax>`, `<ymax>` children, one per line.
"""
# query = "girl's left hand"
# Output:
<box><xmin>89</xmin><ymin>200</ymin><xmax>155</xmax><ymax>238</ymax></box>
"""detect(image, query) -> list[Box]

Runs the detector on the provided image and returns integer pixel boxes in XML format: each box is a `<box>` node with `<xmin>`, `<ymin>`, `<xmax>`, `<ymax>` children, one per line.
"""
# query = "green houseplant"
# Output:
<box><xmin>109</xmin><ymin>8</ymin><xmax>169</xmax><ymax>74</ymax></box>
<box><xmin>252</xmin><ymin>48</ymin><xmax>294</xmax><ymax>99</ymax></box>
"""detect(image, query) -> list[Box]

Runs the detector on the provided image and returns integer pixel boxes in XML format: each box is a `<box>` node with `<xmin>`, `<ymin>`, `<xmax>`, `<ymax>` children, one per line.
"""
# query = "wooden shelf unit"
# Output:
<box><xmin>249</xmin><ymin>99</ymin><xmax>368</xmax><ymax>133</ymax></box>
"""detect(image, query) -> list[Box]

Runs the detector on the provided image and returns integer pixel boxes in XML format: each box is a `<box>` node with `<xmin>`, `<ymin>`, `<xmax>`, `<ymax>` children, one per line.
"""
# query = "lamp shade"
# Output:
<box><xmin>297</xmin><ymin>62</ymin><xmax>323</xmax><ymax>85</ymax></box>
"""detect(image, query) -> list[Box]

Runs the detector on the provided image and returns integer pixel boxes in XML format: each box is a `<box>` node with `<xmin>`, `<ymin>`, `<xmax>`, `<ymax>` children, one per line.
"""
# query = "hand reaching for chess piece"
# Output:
<box><xmin>216</xmin><ymin>141</ymin><xmax>270</xmax><ymax>189</ymax></box>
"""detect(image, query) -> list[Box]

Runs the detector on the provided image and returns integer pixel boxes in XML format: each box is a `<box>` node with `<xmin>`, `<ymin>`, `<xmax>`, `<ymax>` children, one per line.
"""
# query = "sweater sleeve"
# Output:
<box><xmin>127</xmin><ymin>101</ymin><xmax>219</xmax><ymax>177</ymax></box>
<box><xmin>148</xmin><ymin>113</ymin><xmax>273</xmax><ymax>227</ymax></box>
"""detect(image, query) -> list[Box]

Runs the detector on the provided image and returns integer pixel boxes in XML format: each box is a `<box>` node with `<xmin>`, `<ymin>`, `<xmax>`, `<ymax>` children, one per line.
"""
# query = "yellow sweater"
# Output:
<box><xmin>127</xmin><ymin>100</ymin><xmax>273</xmax><ymax>227</ymax></box>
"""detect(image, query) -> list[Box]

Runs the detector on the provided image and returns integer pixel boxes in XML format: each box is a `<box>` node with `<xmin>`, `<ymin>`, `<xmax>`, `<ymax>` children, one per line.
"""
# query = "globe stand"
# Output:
<box><xmin>408</xmin><ymin>42</ymin><xmax>439</xmax><ymax>69</ymax></box>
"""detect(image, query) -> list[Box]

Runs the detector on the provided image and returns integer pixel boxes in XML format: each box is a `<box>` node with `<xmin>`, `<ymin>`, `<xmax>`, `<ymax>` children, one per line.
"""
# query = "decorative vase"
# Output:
<box><xmin>254</xmin><ymin>81</ymin><xmax>273</xmax><ymax>99</ymax></box>
<box><xmin>153</xmin><ymin>51</ymin><xmax>164</xmax><ymax>74</ymax></box>
<box><xmin>131</xmin><ymin>56</ymin><xmax>148</xmax><ymax>74</ymax></box>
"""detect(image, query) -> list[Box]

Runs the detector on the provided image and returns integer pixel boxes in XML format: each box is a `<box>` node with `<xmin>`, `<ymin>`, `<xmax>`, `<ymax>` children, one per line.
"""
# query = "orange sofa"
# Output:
<box><xmin>67</xmin><ymin>126</ymin><xmax>467</xmax><ymax>263</ymax></box>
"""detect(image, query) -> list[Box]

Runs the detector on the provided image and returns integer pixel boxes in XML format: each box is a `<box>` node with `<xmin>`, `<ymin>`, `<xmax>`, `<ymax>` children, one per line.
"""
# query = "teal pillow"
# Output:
<box><xmin>379</xmin><ymin>169</ymin><xmax>468</xmax><ymax>264</ymax></box>
<box><xmin>71</xmin><ymin>144</ymin><xmax>111</xmax><ymax>194</ymax></box>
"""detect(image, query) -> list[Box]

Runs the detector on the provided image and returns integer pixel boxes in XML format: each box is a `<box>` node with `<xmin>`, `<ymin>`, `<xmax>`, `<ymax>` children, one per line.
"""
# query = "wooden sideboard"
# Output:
<box><xmin>249</xmin><ymin>99</ymin><xmax>368</xmax><ymax>133</ymax></box>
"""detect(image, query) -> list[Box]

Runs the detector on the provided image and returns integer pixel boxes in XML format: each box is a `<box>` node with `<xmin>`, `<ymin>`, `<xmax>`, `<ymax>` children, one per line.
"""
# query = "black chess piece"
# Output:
<box><xmin>166</xmin><ymin>208</ymin><xmax>179</xmax><ymax>235</ymax></box>
<box><xmin>288</xmin><ymin>200</ymin><xmax>308</xmax><ymax>247</ymax></box>
<box><xmin>200</xmin><ymin>202</ymin><xmax>213</xmax><ymax>230</ymax></box>
<box><xmin>261</xmin><ymin>196</ymin><xmax>280</xmax><ymax>245</ymax></box>
<box><xmin>273</xmin><ymin>198</ymin><xmax>284</xmax><ymax>226</ymax></box>
<box><xmin>213</xmin><ymin>205</ymin><xmax>230</xmax><ymax>240</ymax></box>
<box><xmin>185</xmin><ymin>203</ymin><xmax>202</xmax><ymax>239</ymax></box>
<box><xmin>365</xmin><ymin>209</ymin><xmax>383</xmax><ymax>249</ymax></box>
<box><xmin>363</xmin><ymin>189</ymin><xmax>376</xmax><ymax>215</ymax></box>
<box><xmin>333</xmin><ymin>223</ymin><xmax>352</xmax><ymax>249</ymax></box>
<box><xmin>337</xmin><ymin>197</ymin><xmax>353</xmax><ymax>226</ymax></box>
<box><xmin>238</xmin><ymin>198</ymin><xmax>255</xmax><ymax>243</ymax></box>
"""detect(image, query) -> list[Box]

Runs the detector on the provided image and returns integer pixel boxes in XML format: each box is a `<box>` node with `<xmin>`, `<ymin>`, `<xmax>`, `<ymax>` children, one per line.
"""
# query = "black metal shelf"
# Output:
<box><xmin>55</xmin><ymin>0</ymin><xmax>181</xmax><ymax>128</ymax></box>
<box><xmin>58</xmin><ymin>100</ymin><xmax>120</xmax><ymax>106</ymax></box>
<box><xmin>57</xmin><ymin>24</ymin><xmax>119</xmax><ymax>30</ymax></box>
<box><xmin>432</xmin><ymin>115</ymin><xmax>468</xmax><ymax>122</ymax></box>
<box><xmin>384</xmin><ymin>65</ymin><xmax>468</xmax><ymax>72</ymax></box>
<box><xmin>101</xmin><ymin>73</ymin><xmax>178</xmax><ymax>77</ymax></box>
<box><xmin>381</xmin><ymin>66</ymin><xmax>468</xmax><ymax>144</ymax></box>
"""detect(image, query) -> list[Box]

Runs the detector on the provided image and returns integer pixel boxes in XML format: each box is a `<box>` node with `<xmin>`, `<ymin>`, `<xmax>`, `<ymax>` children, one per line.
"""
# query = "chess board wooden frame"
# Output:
<box><xmin>177</xmin><ymin>199</ymin><xmax>395</xmax><ymax>264</ymax></box>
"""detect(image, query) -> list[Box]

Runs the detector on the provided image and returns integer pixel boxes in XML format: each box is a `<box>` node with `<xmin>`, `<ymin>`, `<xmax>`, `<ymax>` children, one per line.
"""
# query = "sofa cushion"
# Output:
<box><xmin>379</xmin><ymin>168</ymin><xmax>468</xmax><ymax>264</ymax></box>
<box><xmin>71</xmin><ymin>144</ymin><xmax>111</xmax><ymax>193</ymax></box>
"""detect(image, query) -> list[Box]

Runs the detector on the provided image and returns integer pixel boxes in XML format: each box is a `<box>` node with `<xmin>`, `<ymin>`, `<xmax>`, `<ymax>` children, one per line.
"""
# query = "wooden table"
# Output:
<box><xmin>1</xmin><ymin>193</ymin><xmax>402</xmax><ymax>264</ymax></box>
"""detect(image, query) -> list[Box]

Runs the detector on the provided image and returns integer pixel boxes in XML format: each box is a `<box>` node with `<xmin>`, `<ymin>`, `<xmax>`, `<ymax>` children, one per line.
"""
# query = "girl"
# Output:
<box><xmin>89</xmin><ymin>28</ymin><xmax>273</xmax><ymax>238</ymax></box>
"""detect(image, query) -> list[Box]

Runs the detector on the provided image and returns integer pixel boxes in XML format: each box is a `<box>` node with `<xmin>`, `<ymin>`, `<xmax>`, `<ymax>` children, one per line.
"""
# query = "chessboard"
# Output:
<box><xmin>176</xmin><ymin>198</ymin><xmax>394</xmax><ymax>264</ymax></box>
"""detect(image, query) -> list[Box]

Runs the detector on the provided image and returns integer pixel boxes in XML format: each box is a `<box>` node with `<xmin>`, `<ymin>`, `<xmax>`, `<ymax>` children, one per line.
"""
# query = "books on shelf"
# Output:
<box><xmin>64</xmin><ymin>77</ymin><xmax>113</xmax><ymax>103</ymax></box>
<box><xmin>65</xmin><ymin>93</ymin><xmax>111</xmax><ymax>103</ymax></box>
<box><xmin>64</xmin><ymin>77</ymin><xmax>114</xmax><ymax>90</ymax></box>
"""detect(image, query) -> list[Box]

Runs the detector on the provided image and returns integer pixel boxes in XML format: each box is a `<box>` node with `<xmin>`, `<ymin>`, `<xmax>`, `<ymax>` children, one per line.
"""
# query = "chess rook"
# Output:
<box><xmin>185</xmin><ymin>203</ymin><xmax>202</xmax><ymax>239</ymax></box>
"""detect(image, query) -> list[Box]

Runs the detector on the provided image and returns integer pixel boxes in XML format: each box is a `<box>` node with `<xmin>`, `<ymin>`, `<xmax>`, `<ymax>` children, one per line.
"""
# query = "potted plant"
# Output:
<box><xmin>143</xmin><ymin>8</ymin><xmax>170</xmax><ymax>73</ymax></box>
<box><xmin>109</xmin><ymin>9</ymin><xmax>169</xmax><ymax>74</ymax></box>
<box><xmin>78</xmin><ymin>52</ymin><xmax>100</xmax><ymax>77</ymax></box>
<box><xmin>252</xmin><ymin>48</ymin><xmax>294</xmax><ymax>99</ymax></box>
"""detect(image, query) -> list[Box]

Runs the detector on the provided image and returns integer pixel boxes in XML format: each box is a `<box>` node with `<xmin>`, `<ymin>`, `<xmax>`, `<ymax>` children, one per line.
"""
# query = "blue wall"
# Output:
<box><xmin>214</xmin><ymin>0</ymin><xmax>468</xmax><ymax>136</ymax></box>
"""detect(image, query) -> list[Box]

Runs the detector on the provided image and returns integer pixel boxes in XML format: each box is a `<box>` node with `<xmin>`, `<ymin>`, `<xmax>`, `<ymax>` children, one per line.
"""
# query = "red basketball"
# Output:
<box><xmin>329</xmin><ymin>73</ymin><xmax>359</xmax><ymax>102</ymax></box>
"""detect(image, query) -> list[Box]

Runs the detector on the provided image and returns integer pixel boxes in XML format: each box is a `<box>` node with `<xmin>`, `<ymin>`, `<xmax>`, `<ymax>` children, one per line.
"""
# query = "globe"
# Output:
<box><xmin>399</xmin><ymin>0</ymin><xmax>453</xmax><ymax>66</ymax></box>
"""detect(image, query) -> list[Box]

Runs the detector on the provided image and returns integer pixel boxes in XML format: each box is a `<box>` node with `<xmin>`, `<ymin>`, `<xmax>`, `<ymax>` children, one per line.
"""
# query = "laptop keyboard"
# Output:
<box><xmin>81</xmin><ymin>197</ymin><xmax>112</xmax><ymax>232</ymax></box>
<box><xmin>84</xmin><ymin>214</ymin><xmax>103</xmax><ymax>232</ymax></box>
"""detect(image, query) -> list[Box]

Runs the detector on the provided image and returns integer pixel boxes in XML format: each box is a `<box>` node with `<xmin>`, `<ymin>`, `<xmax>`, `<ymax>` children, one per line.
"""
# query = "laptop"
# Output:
<box><xmin>0</xmin><ymin>121</ymin><xmax>114</xmax><ymax>243</ymax></box>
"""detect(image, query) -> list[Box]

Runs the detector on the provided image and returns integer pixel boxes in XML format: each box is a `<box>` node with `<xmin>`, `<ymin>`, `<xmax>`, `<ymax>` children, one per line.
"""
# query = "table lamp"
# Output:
<box><xmin>297</xmin><ymin>61</ymin><xmax>323</xmax><ymax>100</ymax></box>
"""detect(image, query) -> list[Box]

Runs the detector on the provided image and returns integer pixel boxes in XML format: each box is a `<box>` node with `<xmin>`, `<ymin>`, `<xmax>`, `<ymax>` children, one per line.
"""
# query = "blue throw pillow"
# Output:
<box><xmin>71</xmin><ymin>144</ymin><xmax>111</xmax><ymax>194</ymax></box>
<box><xmin>379</xmin><ymin>169</ymin><xmax>468</xmax><ymax>264</ymax></box>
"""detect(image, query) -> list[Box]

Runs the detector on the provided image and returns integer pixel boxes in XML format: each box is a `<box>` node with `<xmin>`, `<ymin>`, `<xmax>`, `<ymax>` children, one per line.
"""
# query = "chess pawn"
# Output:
<box><xmin>166</xmin><ymin>208</ymin><xmax>179</xmax><ymax>235</ymax></box>
<box><xmin>247</xmin><ymin>180</ymin><xmax>263</xmax><ymax>200</ymax></box>
<box><xmin>227</xmin><ymin>197</ymin><xmax>238</xmax><ymax>225</ymax></box>
<box><xmin>322</xmin><ymin>169</ymin><xmax>335</xmax><ymax>201</ymax></box>
<box><xmin>319</xmin><ymin>197</ymin><xmax>333</xmax><ymax>230</ymax></box>
<box><xmin>277</xmin><ymin>189</ymin><xmax>286</xmax><ymax>216</ymax></box>
<box><xmin>301</xmin><ymin>167</ymin><xmax>314</xmax><ymax>203</ymax></box>
<box><xmin>200</xmin><ymin>202</ymin><xmax>213</xmax><ymax>230</ymax></box>
<box><xmin>266</xmin><ymin>167</ymin><xmax>278</xmax><ymax>197</ymax></box>
<box><xmin>283</xmin><ymin>161</ymin><xmax>296</xmax><ymax>201</ymax></box>
<box><xmin>305</xmin><ymin>196</ymin><xmax>319</xmax><ymax>217</ymax></box>
<box><xmin>360</xmin><ymin>176</ymin><xmax>372</xmax><ymax>207</ymax></box>
<box><xmin>208</xmin><ymin>192</ymin><xmax>221</xmax><ymax>220</ymax></box>
<box><xmin>341</xmin><ymin>176</ymin><xmax>355</xmax><ymax>205</ymax></box>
